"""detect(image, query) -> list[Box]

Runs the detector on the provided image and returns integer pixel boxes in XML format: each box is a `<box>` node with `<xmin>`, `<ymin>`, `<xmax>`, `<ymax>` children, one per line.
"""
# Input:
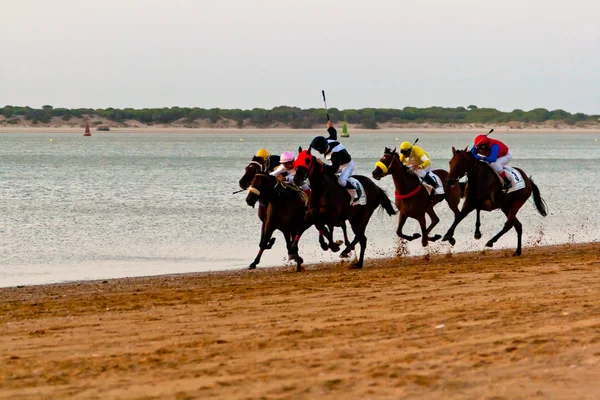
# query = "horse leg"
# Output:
<box><xmin>341</xmin><ymin>221</ymin><xmax>352</xmax><ymax>247</ymax></box>
<box><xmin>396</xmin><ymin>213</ymin><xmax>421</xmax><ymax>241</ymax></box>
<box><xmin>249</xmin><ymin>224</ymin><xmax>276</xmax><ymax>270</ymax></box>
<box><xmin>343</xmin><ymin>213</ymin><xmax>370</xmax><ymax>269</ymax></box>
<box><xmin>285</xmin><ymin>232</ymin><xmax>304</xmax><ymax>272</ymax></box>
<box><xmin>327</xmin><ymin>223</ymin><xmax>341</xmax><ymax>252</ymax></box>
<box><xmin>424</xmin><ymin>208</ymin><xmax>441</xmax><ymax>242</ymax></box>
<box><xmin>418</xmin><ymin>215</ymin><xmax>429</xmax><ymax>247</ymax></box>
<box><xmin>485</xmin><ymin>202</ymin><xmax>525</xmax><ymax>256</ymax></box>
<box><xmin>442</xmin><ymin>201</ymin><xmax>476</xmax><ymax>246</ymax></box>
<box><xmin>474</xmin><ymin>208</ymin><xmax>482</xmax><ymax>240</ymax></box>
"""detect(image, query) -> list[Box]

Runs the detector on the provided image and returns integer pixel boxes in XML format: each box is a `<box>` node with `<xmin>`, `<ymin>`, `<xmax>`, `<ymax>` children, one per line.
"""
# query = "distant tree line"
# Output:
<box><xmin>1</xmin><ymin>104</ymin><xmax>598</xmax><ymax>129</ymax></box>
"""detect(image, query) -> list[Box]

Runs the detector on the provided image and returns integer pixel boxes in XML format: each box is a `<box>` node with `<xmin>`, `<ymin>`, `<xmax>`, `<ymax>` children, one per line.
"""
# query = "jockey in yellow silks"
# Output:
<box><xmin>398</xmin><ymin>141</ymin><xmax>439</xmax><ymax>189</ymax></box>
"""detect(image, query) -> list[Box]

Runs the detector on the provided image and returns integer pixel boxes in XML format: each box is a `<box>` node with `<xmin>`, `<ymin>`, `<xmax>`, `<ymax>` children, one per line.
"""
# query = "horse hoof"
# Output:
<box><xmin>330</xmin><ymin>244</ymin><xmax>340</xmax><ymax>253</ymax></box>
<box><xmin>349</xmin><ymin>263</ymin><xmax>363</xmax><ymax>269</ymax></box>
<box><xmin>442</xmin><ymin>234</ymin><xmax>451</xmax><ymax>242</ymax></box>
<box><xmin>421</xmin><ymin>240</ymin><xmax>428</xmax><ymax>248</ymax></box>
<box><xmin>248</xmin><ymin>264</ymin><xmax>257</xmax><ymax>270</ymax></box>
<box><xmin>448</xmin><ymin>237</ymin><xmax>456</xmax><ymax>246</ymax></box>
<box><xmin>474</xmin><ymin>232</ymin><xmax>482</xmax><ymax>240</ymax></box>
<box><xmin>339</xmin><ymin>251</ymin><xmax>350</xmax><ymax>259</ymax></box>
<box><xmin>296</xmin><ymin>256</ymin><xmax>304</xmax><ymax>264</ymax></box>
<box><xmin>429</xmin><ymin>234</ymin><xmax>442</xmax><ymax>242</ymax></box>
<box><xmin>296</xmin><ymin>265</ymin><xmax>304</xmax><ymax>272</ymax></box>
<box><xmin>485</xmin><ymin>241</ymin><xmax>494</xmax><ymax>248</ymax></box>
<box><xmin>319</xmin><ymin>242</ymin><xmax>329</xmax><ymax>251</ymax></box>
<box><xmin>512</xmin><ymin>250</ymin><xmax>522</xmax><ymax>257</ymax></box>
<box><xmin>412</xmin><ymin>233</ymin><xmax>422</xmax><ymax>239</ymax></box>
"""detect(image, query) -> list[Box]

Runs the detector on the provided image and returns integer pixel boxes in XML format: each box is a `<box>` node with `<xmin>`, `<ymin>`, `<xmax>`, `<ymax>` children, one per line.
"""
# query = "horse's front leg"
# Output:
<box><xmin>442</xmin><ymin>200</ymin><xmax>476</xmax><ymax>246</ymax></box>
<box><xmin>249</xmin><ymin>223</ymin><xmax>276</xmax><ymax>270</ymax></box>
<box><xmin>396</xmin><ymin>213</ymin><xmax>420</xmax><ymax>241</ymax></box>
<box><xmin>341</xmin><ymin>221</ymin><xmax>352</xmax><ymax>247</ymax></box>
<box><xmin>474</xmin><ymin>208</ymin><xmax>482</xmax><ymax>240</ymax></box>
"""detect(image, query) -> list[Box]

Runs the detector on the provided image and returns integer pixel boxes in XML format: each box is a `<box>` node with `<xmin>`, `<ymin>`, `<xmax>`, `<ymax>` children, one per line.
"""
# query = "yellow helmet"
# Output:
<box><xmin>399</xmin><ymin>141</ymin><xmax>412</xmax><ymax>151</ymax></box>
<box><xmin>256</xmin><ymin>149</ymin><xmax>270</xmax><ymax>160</ymax></box>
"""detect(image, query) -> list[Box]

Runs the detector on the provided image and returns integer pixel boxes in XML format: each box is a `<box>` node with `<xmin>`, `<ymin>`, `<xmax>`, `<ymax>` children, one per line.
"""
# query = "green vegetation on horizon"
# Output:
<box><xmin>1</xmin><ymin>104</ymin><xmax>599</xmax><ymax>128</ymax></box>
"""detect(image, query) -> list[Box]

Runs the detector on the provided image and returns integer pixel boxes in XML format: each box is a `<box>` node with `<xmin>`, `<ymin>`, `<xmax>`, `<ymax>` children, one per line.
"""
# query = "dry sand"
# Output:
<box><xmin>1</xmin><ymin>242</ymin><xmax>600</xmax><ymax>399</ymax></box>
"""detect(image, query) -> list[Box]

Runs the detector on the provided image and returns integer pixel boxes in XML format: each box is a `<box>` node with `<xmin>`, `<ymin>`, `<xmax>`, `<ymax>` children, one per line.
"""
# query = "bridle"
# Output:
<box><xmin>375</xmin><ymin>153</ymin><xmax>396</xmax><ymax>177</ymax></box>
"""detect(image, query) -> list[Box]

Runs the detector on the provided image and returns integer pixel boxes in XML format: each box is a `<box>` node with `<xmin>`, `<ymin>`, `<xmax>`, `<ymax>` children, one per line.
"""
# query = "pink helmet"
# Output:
<box><xmin>280</xmin><ymin>151</ymin><xmax>295</xmax><ymax>163</ymax></box>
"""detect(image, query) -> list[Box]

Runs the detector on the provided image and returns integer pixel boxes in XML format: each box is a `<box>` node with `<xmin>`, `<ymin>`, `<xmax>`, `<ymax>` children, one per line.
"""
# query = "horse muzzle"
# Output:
<box><xmin>245</xmin><ymin>189</ymin><xmax>260</xmax><ymax>207</ymax></box>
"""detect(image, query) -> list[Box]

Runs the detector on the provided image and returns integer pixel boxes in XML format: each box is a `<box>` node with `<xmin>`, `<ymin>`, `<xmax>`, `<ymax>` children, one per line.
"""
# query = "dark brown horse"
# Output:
<box><xmin>372</xmin><ymin>147</ymin><xmax>461</xmax><ymax>246</ymax></box>
<box><xmin>442</xmin><ymin>147</ymin><xmax>548</xmax><ymax>256</ymax></box>
<box><xmin>239</xmin><ymin>154</ymin><xmax>352</xmax><ymax>250</ymax></box>
<box><xmin>293</xmin><ymin>148</ymin><xmax>396</xmax><ymax>269</ymax></box>
<box><xmin>245</xmin><ymin>174</ymin><xmax>309</xmax><ymax>271</ymax></box>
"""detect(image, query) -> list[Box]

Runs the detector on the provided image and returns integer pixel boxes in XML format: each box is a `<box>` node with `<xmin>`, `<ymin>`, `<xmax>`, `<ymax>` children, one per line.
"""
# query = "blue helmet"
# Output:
<box><xmin>310</xmin><ymin>136</ymin><xmax>328</xmax><ymax>153</ymax></box>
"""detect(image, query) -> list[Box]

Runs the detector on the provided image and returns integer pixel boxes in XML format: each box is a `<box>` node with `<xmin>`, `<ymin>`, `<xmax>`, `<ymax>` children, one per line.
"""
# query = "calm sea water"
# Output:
<box><xmin>1</xmin><ymin>132</ymin><xmax>599</xmax><ymax>287</ymax></box>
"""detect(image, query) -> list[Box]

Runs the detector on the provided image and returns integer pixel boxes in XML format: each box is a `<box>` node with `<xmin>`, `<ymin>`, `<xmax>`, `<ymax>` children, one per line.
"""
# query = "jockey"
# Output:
<box><xmin>255</xmin><ymin>148</ymin><xmax>272</xmax><ymax>171</ymax></box>
<box><xmin>398</xmin><ymin>141</ymin><xmax>439</xmax><ymax>189</ymax></box>
<box><xmin>471</xmin><ymin>134</ymin><xmax>512</xmax><ymax>191</ymax></box>
<box><xmin>309</xmin><ymin>121</ymin><xmax>357</xmax><ymax>201</ymax></box>
<box><xmin>270</xmin><ymin>151</ymin><xmax>310</xmax><ymax>193</ymax></box>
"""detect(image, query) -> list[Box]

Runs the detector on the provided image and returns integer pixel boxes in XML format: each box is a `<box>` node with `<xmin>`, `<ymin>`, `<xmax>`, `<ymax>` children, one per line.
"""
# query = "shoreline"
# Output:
<box><xmin>1</xmin><ymin>242</ymin><xmax>594</xmax><ymax>291</ymax></box>
<box><xmin>2</xmin><ymin>242</ymin><xmax>599</xmax><ymax>399</ymax></box>
<box><xmin>3</xmin><ymin>126</ymin><xmax>600</xmax><ymax>134</ymax></box>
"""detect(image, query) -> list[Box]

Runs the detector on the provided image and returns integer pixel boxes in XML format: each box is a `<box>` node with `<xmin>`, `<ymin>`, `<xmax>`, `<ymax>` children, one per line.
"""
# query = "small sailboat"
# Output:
<box><xmin>83</xmin><ymin>122</ymin><xmax>91</xmax><ymax>136</ymax></box>
<box><xmin>341</xmin><ymin>121</ymin><xmax>349</xmax><ymax>138</ymax></box>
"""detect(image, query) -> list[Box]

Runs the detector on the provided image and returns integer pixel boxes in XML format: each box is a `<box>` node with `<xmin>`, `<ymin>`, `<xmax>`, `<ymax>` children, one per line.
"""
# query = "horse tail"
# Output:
<box><xmin>529</xmin><ymin>176</ymin><xmax>548</xmax><ymax>217</ymax></box>
<box><xmin>377</xmin><ymin>187</ymin><xmax>397</xmax><ymax>216</ymax></box>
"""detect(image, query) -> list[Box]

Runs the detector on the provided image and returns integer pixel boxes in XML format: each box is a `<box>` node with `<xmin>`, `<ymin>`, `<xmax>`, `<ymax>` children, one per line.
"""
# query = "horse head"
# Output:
<box><xmin>239</xmin><ymin>155</ymin><xmax>266</xmax><ymax>190</ymax></box>
<box><xmin>293</xmin><ymin>147</ymin><xmax>317</xmax><ymax>185</ymax></box>
<box><xmin>245</xmin><ymin>174</ymin><xmax>276</xmax><ymax>208</ymax></box>
<box><xmin>372</xmin><ymin>147</ymin><xmax>400</xmax><ymax>180</ymax></box>
<box><xmin>447</xmin><ymin>146</ymin><xmax>475</xmax><ymax>186</ymax></box>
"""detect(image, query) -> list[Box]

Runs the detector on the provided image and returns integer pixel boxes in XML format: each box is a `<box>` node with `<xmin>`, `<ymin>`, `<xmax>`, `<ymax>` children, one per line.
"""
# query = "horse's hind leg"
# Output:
<box><xmin>418</xmin><ymin>215</ymin><xmax>429</xmax><ymax>247</ymax></box>
<box><xmin>425</xmin><ymin>208</ymin><xmax>441</xmax><ymax>242</ymax></box>
<box><xmin>346</xmin><ymin>212</ymin><xmax>372</xmax><ymax>269</ymax></box>
<box><xmin>397</xmin><ymin>213</ymin><xmax>421</xmax><ymax>241</ymax></box>
<box><xmin>474</xmin><ymin>208</ymin><xmax>482</xmax><ymax>240</ymax></box>
<box><xmin>486</xmin><ymin>202</ymin><xmax>525</xmax><ymax>256</ymax></box>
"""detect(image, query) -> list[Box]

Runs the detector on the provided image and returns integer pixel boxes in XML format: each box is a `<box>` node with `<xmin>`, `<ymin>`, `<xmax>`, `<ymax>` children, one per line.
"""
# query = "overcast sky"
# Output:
<box><xmin>1</xmin><ymin>0</ymin><xmax>599</xmax><ymax>113</ymax></box>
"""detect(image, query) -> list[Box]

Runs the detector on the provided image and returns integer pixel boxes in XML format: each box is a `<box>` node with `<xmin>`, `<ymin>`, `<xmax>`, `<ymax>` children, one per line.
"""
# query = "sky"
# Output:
<box><xmin>1</xmin><ymin>0</ymin><xmax>599</xmax><ymax>114</ymax></box>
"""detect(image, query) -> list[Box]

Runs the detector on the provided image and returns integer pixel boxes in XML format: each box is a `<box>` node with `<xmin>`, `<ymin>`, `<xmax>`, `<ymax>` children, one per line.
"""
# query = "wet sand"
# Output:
<box><xmin>1</xmin><ymin>242</ymin><xmax>600</xmax><ymax>399</ymax></box>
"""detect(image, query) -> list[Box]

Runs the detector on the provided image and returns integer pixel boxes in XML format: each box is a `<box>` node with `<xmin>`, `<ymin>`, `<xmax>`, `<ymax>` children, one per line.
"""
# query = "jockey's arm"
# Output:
<box><xmin>269</xmin><ymin>164</ymin><xmax>286</xmax><ymax>177</ymax></box>
<box><xmin>328</xmin><ymin>152</ymin><xmax>342</xmax><ymax>172</ymax></box>
<box><xmin>413</xmin><ymin>148</ymin><xmax>431</xmax><ymax>169</ymax></box>
<box><xmin>326</xmin><ymin>126</ymin><xmax>337</xmax><ymax>141</ymax></box>
<box><xmin>398</xmin><ymin>153</ymin><xmax>406</xmax><ymax>164</ymax></box>
<box><xmin>471</xmin><ymin>146</ymin><xmax>483</xmax><ymax>160</ymax></box>
<box><xmin>486</xmin><ymin>144</ymin><xmax>500</xmax><ymax>162</ymax></box>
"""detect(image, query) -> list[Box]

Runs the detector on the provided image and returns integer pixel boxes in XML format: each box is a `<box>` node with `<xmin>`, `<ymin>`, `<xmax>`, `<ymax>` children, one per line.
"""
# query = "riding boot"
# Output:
<box><xmin>423</xmin><ymin>173</ymin><xmax>439</xmax><ymax>189</ymax></box>
<box><xmin>344</xmin><ymin>181</ymin><xmax>358</xmax><ymax>204</ymax></box>
<box><xmin>502</xmin><ymin>176</ymin><xmax>512</xmax><ymax>192</ymax></box>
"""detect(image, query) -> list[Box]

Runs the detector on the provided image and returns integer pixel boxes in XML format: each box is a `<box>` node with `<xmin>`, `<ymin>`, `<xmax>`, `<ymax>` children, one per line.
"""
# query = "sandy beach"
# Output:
<box><xmin>2</xmin><ymin>242</ymin><xmax>600</xmax><ymax>399</ymax></box>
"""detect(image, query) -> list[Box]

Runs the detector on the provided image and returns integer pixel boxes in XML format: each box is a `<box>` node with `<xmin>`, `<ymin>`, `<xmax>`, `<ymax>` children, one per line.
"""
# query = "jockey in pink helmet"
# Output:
<box><xmin>270</xmin><ymin>151</ymin><xmax>310</xmax><ymax>192</ymax></box>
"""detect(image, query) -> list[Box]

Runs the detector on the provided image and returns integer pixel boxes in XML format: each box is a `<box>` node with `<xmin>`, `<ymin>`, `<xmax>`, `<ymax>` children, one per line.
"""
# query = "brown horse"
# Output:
<box><xmin>293</xmin><ymin>148</ymin><xmax>396</xmax><ymax>269</ymax></box>
<box><xmin>239</xmin><ymin>154</ymin><xmax>352</xmax><ymax>250</ymax></box>
<box><xmin>245</xmin><ymin>174</ymin><xmax>309</xmax><ymax>271</ymax></box>
<box><xmin>442</xmin><ymin>147</ymin><xmax>548</xmax><ymax>256</ymax></box>
<box><xmin>372</xmin><ymin>147</ymin><xmax>461</xmax><ymax>246</ymax></box>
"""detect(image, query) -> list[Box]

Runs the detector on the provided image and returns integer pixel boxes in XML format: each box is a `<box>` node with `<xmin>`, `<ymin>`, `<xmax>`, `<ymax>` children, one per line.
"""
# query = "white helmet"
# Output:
<box><xmin>280</xmin><ymin>151</ymin><xmax>295</xmax><ymax>163</ymax></box>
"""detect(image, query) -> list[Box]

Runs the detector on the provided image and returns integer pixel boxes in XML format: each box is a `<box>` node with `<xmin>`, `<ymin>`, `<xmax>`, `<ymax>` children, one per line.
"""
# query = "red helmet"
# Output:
<box><xmin>474</xmin><ymin>134</ymin><xmax>489</xmax><ymax>147</ymax></box>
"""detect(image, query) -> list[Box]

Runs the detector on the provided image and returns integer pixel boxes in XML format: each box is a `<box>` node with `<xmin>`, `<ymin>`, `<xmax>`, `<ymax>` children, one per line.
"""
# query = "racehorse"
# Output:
<box><xmin>293</xmin><ymin>148</ymin><xmax>397</xmax><ymax>269</ymax></box>
<box><xmin>442</xmin><ymin>147</ymin><xmax>548</xmax><ymax>256</ymax></box>
<box><xmin>239</xmin><ymin>153</ymin><xmax>353</xmax><ymax>250</ymax></box>
<box><xmin>245</xmin><ymin>174</ymin><xmax>309</xmax><ymax>272</ymax></box>
<box><xmin>372</xmin><ymin>147</ymin><xmax>461</xmax><ymax>247</ymax></box>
